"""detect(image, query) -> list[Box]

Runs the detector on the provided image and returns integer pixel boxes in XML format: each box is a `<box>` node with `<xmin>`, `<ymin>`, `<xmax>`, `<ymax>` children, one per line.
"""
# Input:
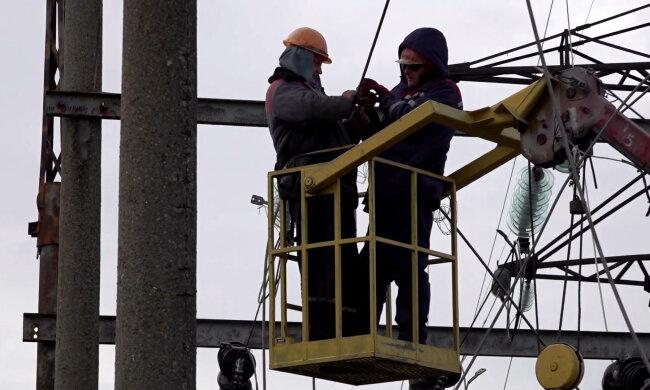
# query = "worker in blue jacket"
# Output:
<box><xmin>358</xmin><ymin>27</ymin><xmax>463</xmax><ymax>345</ymax></box>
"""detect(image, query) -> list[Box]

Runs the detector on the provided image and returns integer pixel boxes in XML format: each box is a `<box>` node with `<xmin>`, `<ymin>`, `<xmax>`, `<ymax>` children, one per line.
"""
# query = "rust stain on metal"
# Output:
<box><xmin>37</xmin><ymin>182</ymin><xmax>60</xmax><ymax>248</ymax></box>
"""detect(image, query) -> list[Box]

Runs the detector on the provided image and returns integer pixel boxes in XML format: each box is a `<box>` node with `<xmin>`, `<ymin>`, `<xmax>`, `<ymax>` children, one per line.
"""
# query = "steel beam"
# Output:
<box><xmin>449</xmin><ymin>61</ymin><xmax>650</xmax><ymax>78</ymax></box>
<box><xmin>535</xmin><ymin>254</ymin><xmax>650</xmax><ymax>269</ymax></box>
<box><xmin>535</xmin><ymin>273</ymin><xmax>645</xmax><ymax>287</ymax></box>
<box><xmin>45</xmin><ymin>91</ymin><xmax>267</xmax><ymax>127</ymax></box>
<box><xmin>44</xmin><ymin>90</ymin><xmax>650</xmax><ymax>135</ymax></box>
<box><xmin>23</xmin><ymin>314</ymin><xmax>650</xmax><ymax>360</ymax></box>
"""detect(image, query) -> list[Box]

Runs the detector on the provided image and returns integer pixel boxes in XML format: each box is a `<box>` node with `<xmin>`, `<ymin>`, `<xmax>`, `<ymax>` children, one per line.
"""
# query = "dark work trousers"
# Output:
<box><xmin>288</xmin><ymin>190</ymin><xmax>363</xmax><ymax>341</ymax></box>
<box><xmin>359</xmin><ymin>178</ymin><xmax>438</xmax><ymax>343</ymax></box>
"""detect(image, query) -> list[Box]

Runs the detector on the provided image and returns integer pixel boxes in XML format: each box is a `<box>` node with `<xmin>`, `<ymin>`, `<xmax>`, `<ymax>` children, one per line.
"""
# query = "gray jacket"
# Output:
<box><xmin>265</xmin><ymin>66</ymin><xmax>357</xmax><ymax>203</ymax></box>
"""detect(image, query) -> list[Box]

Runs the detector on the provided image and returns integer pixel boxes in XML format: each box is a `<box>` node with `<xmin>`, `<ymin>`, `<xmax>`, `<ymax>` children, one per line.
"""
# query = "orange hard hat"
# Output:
<box><xmin>283</xmin><ymin>27</ymin><xmax>332</xmax><ymax>64</ymax></box>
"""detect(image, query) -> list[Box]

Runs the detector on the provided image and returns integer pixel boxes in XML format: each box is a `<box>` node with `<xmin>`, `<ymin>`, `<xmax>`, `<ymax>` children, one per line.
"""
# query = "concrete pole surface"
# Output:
<box><xmin>54</xmin><ymin>1</ymin><xmax>102</xmax><ymax>389</ymax></box>
<box><xmin>115</xmin><ymin>1</ymin><xmax>197</xmax><ymax>389</ymax></box>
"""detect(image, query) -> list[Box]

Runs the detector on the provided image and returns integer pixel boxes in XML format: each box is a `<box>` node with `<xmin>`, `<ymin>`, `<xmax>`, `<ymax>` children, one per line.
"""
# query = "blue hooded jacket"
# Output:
<box><xmin>377</xmin><ymin>27</ymin><xmax>462</xmax><ymax>202</ymax></box>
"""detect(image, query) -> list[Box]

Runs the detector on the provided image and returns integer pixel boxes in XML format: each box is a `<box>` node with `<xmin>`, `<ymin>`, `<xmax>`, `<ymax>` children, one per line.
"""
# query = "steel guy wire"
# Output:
<box><xmin>502</xmin><ymin>356</ymin><xmax>514</xmax><ymax>390</ymax></box>
<box><xmin>525</xmin><ymin>0</ymin><xmax>650</xmax><ymax>373</ymax></box>
<box><xmin>472</xmin><ymin>158</ymin><xmax>518</xmax><ymax>318</ymax></box>
<box><xmin>643</xmin><ymin>175</ymin><xmax>650</xmax><ymax>216</ymax></box>
<box><xmin>481</xmin><ymin>292</ymin><xmax>501</xmax><ymax>328</ymax></box>
<box><xmin>621</xmin><ymin>84</ymin><xmax>650</xmax><ymax>115</ymax></box>
<box><xmin>584</xmin><ymin>0</ymin><xmax>596</xmax><ymax>25</ymax></box>
<box><xmin>577</xmin><ymin>207</ymin><xmax>584</xmax><ymax>352</ymax></box>
<box><xmin>446</xmin><ymin>212</ymin><xmax>547</xmax><ymax>346</ymax></box>
<box><xmin>458</xmin><ymin>249</ymin><xmax>515</xmax><ymax>353</ymax></box>
<box><xmin>459</xmin><ymin>275</ymin><xmax>503</xmax><ymax>350</ymax></box>
<box><xmin>453</xmin><ymin>286</ymin><xmax>510</xmax><ymax>390</ymax></box>
<box><xmin>538</xmin><ymin>183</ymin><xmax>650</xmax><ymax>261</ymax></box>
<box><xmin>246</xmin><ymin>237</ymin><xmax>281</xmax><ymax>348</ymax></box>
<box><xmin>604</xmin><ymin>86</ymin><xmax>645</xmax><ymax>119</ymax></box>
<box><xmin>470</xmin><ymin>240</ymin><xmax>509</xmax><ymax>332</ymax></box>
<box><xmin>584</xmin><ymin>172</ymin><xmax>609</xmax><ymax>332</ymax></box>
<box><xmin>456</xmin><ymin>254</ymin><xmax>542</xmax><ymax>390</ymax></box>
<box><xmin>564</xmin><ymin>0</ymin><xmax>576</xmax><ymax>66</ymax></box>
<box><xmin>536</xmin><ymin>172</ymin><xmax>647</xmax><ymax>257</ymax></box>
<box><xmin>475</xmin><ymin>245</ymin><xmax>515</xmax><ymax>332</ymax></box>
<box><xmin>557</xmin><ymin>184</ymin><xmax>577</xmax><ymax>341</ymax></box>
<box><xmin>537</xmin><ymin>0</ymin><xmax>556</xmax><ymax>67</ymax></box>
<box><xmin>534</xmin><ymin>278</ymin><xmax>541</xmax><ymax>353</ymax></box>
<box><xmin>578</xmin><ymin>151</ymin><xmax>636</xmax><ymax>167</ymax></box>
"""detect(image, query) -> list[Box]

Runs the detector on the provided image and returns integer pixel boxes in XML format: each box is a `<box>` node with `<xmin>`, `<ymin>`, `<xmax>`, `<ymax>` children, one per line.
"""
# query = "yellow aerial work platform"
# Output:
<box><xmin>267</xmin><ymin>158</ymin><xmax>460</xmax><ymax>385</ymax></box>
<box><xmin>265</xmin><ymin>77</ymin><xmax>550</xmax><ymax>384</ymax></box>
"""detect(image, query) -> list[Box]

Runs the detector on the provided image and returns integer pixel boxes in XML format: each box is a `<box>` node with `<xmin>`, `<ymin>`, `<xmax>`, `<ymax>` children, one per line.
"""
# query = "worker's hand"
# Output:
<box><xmin>359</xmin><ymin>78</ymin><xmax>389</xmax><ymax>99</ymax></box>
<box><xmin>342</xmin><ymin>89</ymin><xmax>357</xmax><ymax>101</ymax></box>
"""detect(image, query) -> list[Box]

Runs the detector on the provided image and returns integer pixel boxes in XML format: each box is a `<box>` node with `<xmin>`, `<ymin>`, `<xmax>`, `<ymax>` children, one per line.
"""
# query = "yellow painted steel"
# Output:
<box><xmin>267</xmin><ymin>159</ymin><xmax>461</xmax><ymax>385</ymax></box>
<box><xmin>266</xmin><ymin>78</ymin><xmax>551</xmax><ymax>384</ymax></box>
<box><xmin>448</xmin><ymin>145</ymin><xmax>520</xmax><ymax>191</ymax></box>
<box><xmin>410</xmin><ymin>170</ymin><xmax>418</xmax><ymax>345</ymax></box>
<box><xmin>535</xmin><ymin>343</ymin><xmax>584</xmax><ymax>390</ymax></box>
<box><xmin>304</xmin><ymin>78</ymin><xmax>547</xmax><ymax>196</ymax></box>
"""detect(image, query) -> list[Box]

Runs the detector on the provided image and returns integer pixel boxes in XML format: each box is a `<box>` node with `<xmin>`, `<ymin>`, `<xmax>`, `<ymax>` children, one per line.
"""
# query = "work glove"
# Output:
<box><xmin>358</xmin><ymin>78</ymin><xmax>390</xmax><ymax>100</ymax></box>
<box><xmin>342</xmin><ymin>89</ymin><xmax>357</xmax><ymax>101</ymax></box>
<box><xmin>344</xmin><ymin>101</ymin><xmax>383</xmax><ymax>141</ymax></box>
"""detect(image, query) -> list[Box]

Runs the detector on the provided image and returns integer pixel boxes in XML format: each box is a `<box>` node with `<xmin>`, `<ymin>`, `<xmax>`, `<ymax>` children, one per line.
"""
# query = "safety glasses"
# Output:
<box><xmin>400</xmin><ymin>63</ymin><xmax>425</xmax><ymax>72</ymax></box>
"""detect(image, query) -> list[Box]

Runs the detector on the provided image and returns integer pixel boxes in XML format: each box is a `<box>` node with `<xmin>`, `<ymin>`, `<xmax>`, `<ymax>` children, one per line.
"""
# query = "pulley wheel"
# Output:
<box><xmin>535</xmin><ymin>343</ymin><xmax>584</xmax><ymax>390</ymax></box>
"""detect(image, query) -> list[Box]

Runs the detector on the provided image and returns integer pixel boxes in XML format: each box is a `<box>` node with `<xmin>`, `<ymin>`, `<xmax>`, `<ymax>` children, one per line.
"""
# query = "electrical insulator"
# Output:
<box><xmin>507</xmin><ymin>167</ymin><xmax>555</xmax><ymax>238</ymax></box>
<box><xmin>490</xmin><ymin>266</ymin><xmax>511</xmax><ymax>300</ymax></box>
<box><xmin>217</xmin><ymin>342</ymin><xmax>256</xmax><ymax>390</ymax></box>
<box><xmin>520</xmin><ymin>280</ymin><xmax>534</xmax><ymax>312</ymax></box>
<box><xmin>602</xmin><ymin>357</ymin><xmax>650</xmax><ymax>390</ymax></box>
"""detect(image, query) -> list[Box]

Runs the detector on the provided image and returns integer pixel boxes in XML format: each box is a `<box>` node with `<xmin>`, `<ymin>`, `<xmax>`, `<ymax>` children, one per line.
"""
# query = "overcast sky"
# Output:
<box><xmin>1</xmin><ymin>1</ymin><xmax>649</xmax><ymax>389</ymax></box>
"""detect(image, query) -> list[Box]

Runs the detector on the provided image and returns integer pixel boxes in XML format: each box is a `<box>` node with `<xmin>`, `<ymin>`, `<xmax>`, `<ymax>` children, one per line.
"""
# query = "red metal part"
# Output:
<box><xmin>596</xmin><ymin>101</ymin><xmax>650</xmax><ymax>172</ymax></box>
<box><xmin>521</xmin><ymin>67</ymin><xmax>650</xmax><ymax>174</ymax></box>
<box><xmin>35</xmin><ymin>183</ymin><xmax>60</xmax><ymax>390</ymax></box>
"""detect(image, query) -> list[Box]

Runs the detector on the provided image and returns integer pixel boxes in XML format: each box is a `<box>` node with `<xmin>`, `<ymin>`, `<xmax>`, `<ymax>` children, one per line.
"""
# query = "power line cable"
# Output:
<box><xmin>537</xmin><ymin>0</ymin><xmax>556</xmax><ymax>67</ymax></box>
<box><xmin>472</xmin><ymin>158</ymin><xmax>518</xmax><ymax>318</ymax></box>
<box><xmin>502</xmin><ymin>356</ymin><xmax>514</xmax><ymax>390</ymax></box>
<box><xmin>584</xmin><ymin>169</ymin><xmax>609</xmax><ymax>332</ymax></box>
<box><xmin>584</xmin><ymin>0</ymin><xmax>596</xmax><ymax>25</ymax></box>
<box><xmin>557</xmin><ymin>184</ymin><xmax>577</xmax><ymax>341</ymax></box>
<box><xmin>359</xmin><ymin>0</ymin><xmax>391</xmax><ymax>83</ymax></box>
<box><xmin>445</xmin><ymin>214</ymin><xmax>547</xmax><ymax>345</ymax></box>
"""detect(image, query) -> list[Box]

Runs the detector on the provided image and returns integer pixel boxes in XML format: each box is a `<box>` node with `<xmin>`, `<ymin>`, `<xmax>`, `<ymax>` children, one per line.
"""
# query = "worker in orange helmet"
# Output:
<box><xmin>265</xmin><ymin>27</ymin><xmax>365</xmax><ymax>341</ymax></box>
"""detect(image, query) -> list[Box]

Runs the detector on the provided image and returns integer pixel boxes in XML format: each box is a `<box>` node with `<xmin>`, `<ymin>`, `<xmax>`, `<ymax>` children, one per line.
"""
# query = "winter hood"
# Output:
<box><xmin>278</xmin><ymin>46</ymin><xmax>317</xmax><ymax>85</ymax></box>
<box><xmin>398</xmin><ymin>27</ymin><xmax>449</xmax><ymax>78</ymax></box>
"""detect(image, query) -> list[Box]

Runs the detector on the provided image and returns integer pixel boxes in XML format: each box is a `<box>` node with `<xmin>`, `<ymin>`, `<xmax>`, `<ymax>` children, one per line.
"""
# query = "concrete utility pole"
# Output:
<box><xmin>115</xmin><ymin>1</ymin><xmax>197</xmax><ymax>389</ymax></box>
<box><xmin>54</xmin><ymin>0</ymin><xmax>102</xmax><ymax>389</ymax></box>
